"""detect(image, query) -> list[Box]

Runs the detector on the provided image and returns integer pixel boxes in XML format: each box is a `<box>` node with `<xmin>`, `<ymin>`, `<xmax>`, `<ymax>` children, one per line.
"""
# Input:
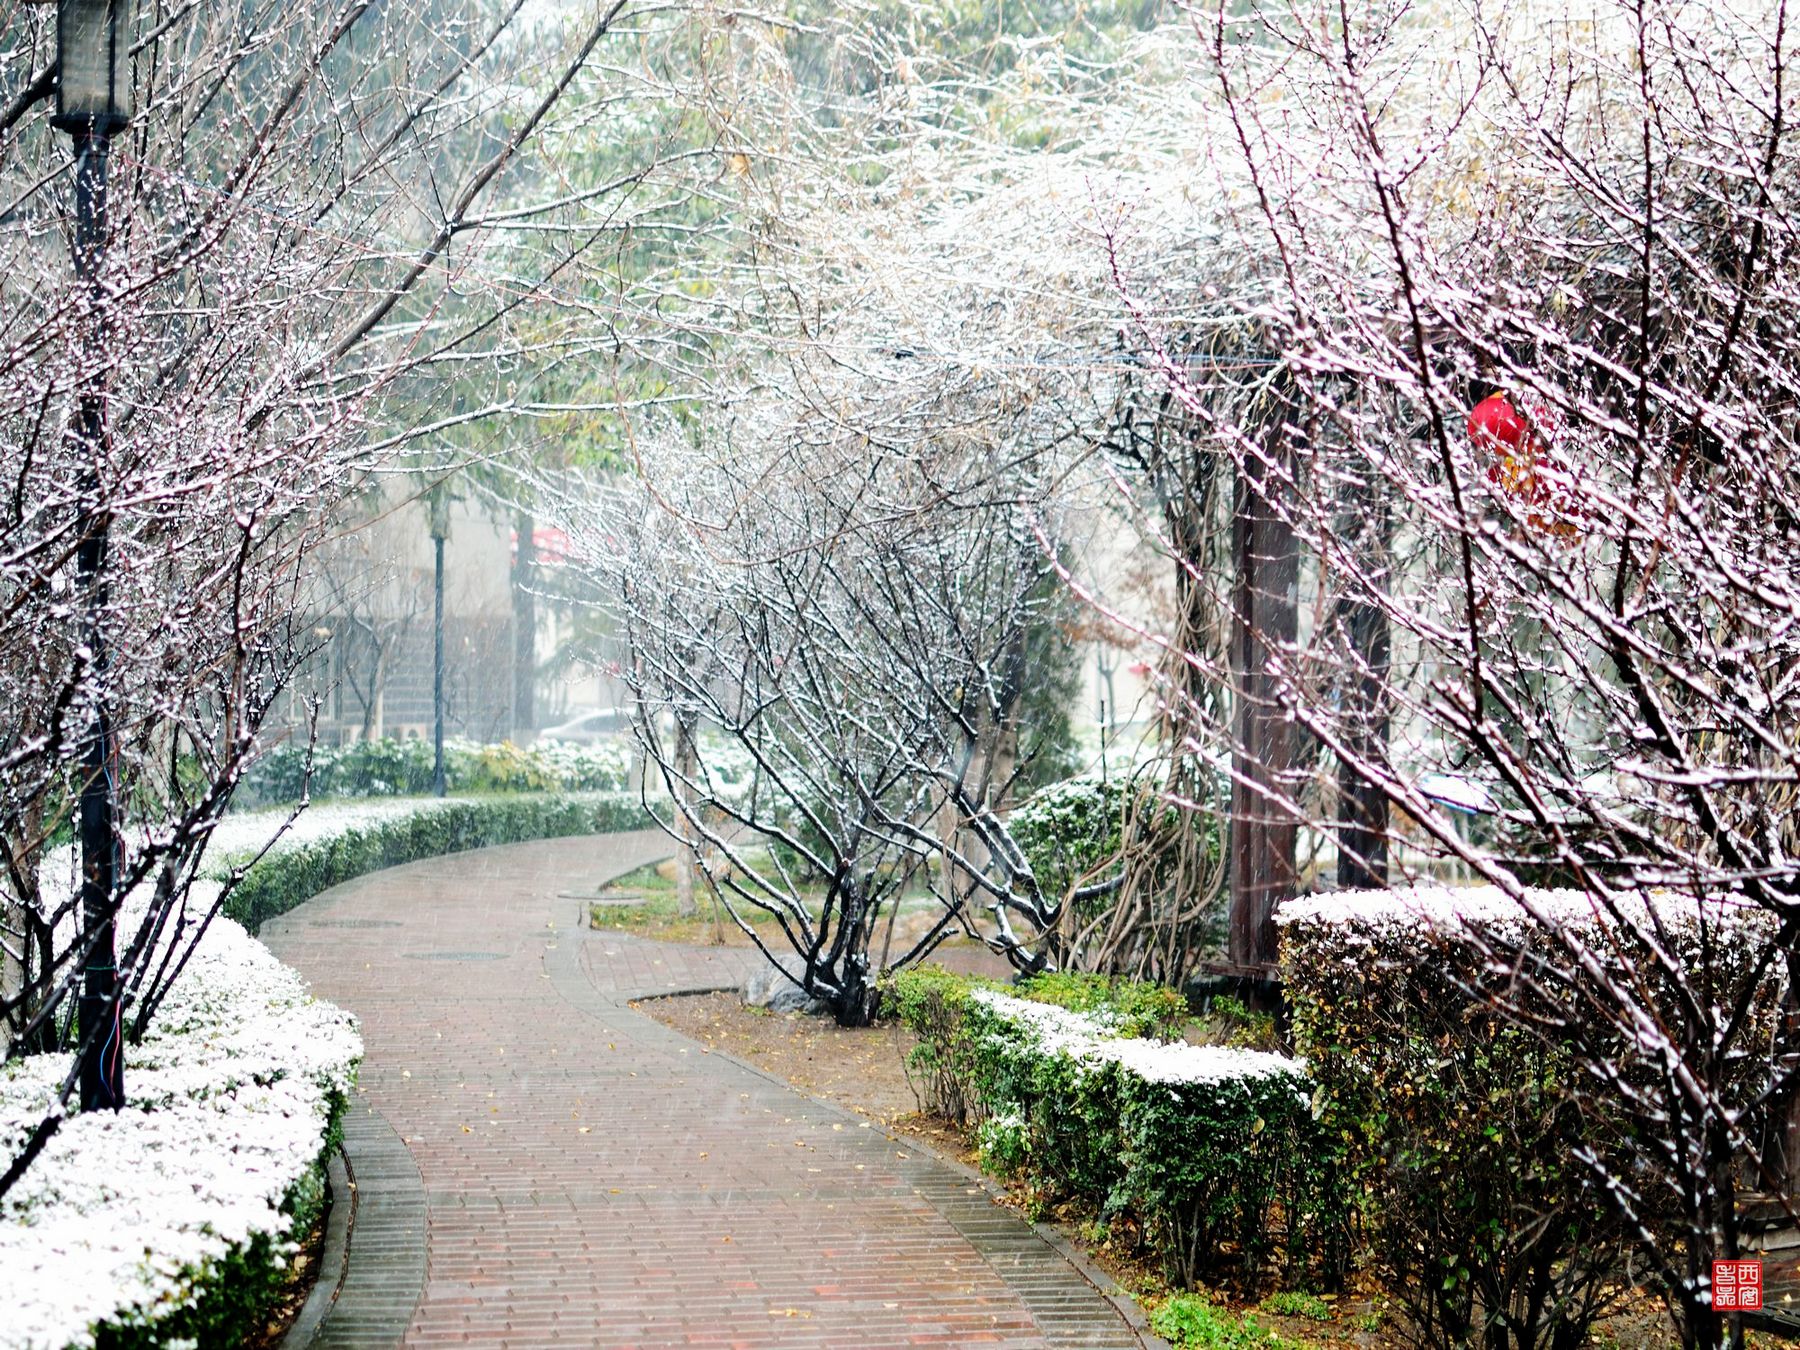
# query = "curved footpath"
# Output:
<box><xmin>260</xmin><ymin>832</ymin><xmax>1151</xmax><ymax>1349</ymax></box>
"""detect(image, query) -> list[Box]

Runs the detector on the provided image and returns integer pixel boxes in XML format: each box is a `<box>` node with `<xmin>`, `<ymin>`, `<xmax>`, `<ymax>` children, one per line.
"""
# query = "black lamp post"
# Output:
<box><xmin>54</xmin><ymin>0</ymin><xmax>133</xmax><ymax>1113</ymax></box>
<box><xmin>429</xmin><ymin>486</ymin><xmax>450</xmax><ymax>798</ymax></box>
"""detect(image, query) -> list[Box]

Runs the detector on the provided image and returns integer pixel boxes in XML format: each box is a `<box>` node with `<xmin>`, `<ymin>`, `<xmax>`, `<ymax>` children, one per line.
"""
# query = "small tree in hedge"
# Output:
<box><xmin>1281</xmin><ymin>891</ymin><xmax>1784</xmax><ymax>1350</ymax></box>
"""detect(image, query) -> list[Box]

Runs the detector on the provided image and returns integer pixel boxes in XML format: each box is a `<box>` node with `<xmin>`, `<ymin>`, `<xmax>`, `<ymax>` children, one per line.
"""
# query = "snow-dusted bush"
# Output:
<box><xmin>1277</xmin><ymin>886</ymin><xmax>1782</xmax><ymax>1349</ymax></box>
<box><xmin>219</xmin><ymin>791</ymin><xmax>652</xmax><ymax>933</ymax></box>
<box><xmin>1005</xmin><ymin>770</ymin><xmax>1225</xmax><ymax>974</ymax></box>
<box><xmin>966</xmin><ymin>988</ymin><xmax>1330</xmax><ymax>1284</ymax></box>
<box><xmin>530</xmin><ymin>739</ymin><xmax>633</xmax><ymax>794</ymax></box>
<box><xmin>1006</xmin><ymin>776</ymin><xmax>1133</xmax><ymax>907</ymax></box>
<box><xmin>0</xmin><ymin>915</ymin><xmax>359</xmax><ymax>1349</ymax></box>
<box><xmin>887</xmin><ymin>967</ymin><xmax>1340</xmax><ymax>1286</ymax></box>
<box><xmin>238</xmin><ymin>737</ymin><xmax>632</xmax><ymax>806</ymax></box>
<box><xmin>884</xmin><ymin>966</ymin><xmax>1187</xmax><ymax>1122</ymax></box>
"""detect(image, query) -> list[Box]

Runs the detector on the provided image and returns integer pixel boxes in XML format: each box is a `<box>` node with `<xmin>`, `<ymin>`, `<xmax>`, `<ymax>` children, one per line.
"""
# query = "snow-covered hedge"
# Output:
<box><xmin>1277</xmin><ymin>885</ymin><xmax>1782</xmax><ymax>1346</ymax></box>
<box><xmin>884</xmin><ymin>966</ymin><xmax>1188</xmax><ymax>1121</ymax></box>
<box><xmin>886</xmin><ymin>968</ymin><xmax>1340</xmax><ymax>1285</ymax></box>
<box><xmin>0</xmin><ymin>915</ymin><xmax>360</xmax><ymax>1349</ymax></box>
<box><xmin>236</xmin><ymin>735</ymin><xmax>632</xmax><ymax>806</ymax></box>
<box><xmin>220</xmin><ymin>790</ymin><xmax>653</xmax><ymax>932</ymax></box>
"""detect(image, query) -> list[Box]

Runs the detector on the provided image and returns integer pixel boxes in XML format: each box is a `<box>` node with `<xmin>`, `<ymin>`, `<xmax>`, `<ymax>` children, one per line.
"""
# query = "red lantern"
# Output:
<box><xmin>1466</xmin><ymin>391</ymin><xmax>1579</xmax><ymax>537</ymax></box>
<box><xmin>1467</xmin><ymin>392</ymin><xmax>1529</xmax><ymax>452</ymax></box>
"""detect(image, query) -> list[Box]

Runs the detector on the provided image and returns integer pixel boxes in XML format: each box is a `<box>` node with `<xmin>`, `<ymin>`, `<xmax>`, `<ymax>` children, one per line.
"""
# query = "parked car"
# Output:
<box><xmin>539</xmin><ymin>706</ymin><xmax>634</xmax><ymax>745</ymax></box>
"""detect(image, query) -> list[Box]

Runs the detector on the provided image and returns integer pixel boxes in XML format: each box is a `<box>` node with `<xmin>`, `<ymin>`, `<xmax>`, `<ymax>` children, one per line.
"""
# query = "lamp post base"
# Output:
<box><xmin>77</xmin><ymin>991</ymin><xmax>123</xmax><ymax>1111</ymax></box>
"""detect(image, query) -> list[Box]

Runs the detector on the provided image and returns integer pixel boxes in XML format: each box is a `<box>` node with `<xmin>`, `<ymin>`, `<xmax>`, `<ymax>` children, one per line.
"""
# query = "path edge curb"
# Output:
<box><xmin>283</xmin><ymin>1092</ymin><xmax>427</xmax><ymax>1348</ymax></box>
<box><xmin>899</xmin><ymin>1121</ymin><xmax>1174</xmax><ymax>1350</ymax></box>
<box><xmin>281</xmin><ymin>1146</ymin><xmax>352</xmax><ymax>1349</ymax></box>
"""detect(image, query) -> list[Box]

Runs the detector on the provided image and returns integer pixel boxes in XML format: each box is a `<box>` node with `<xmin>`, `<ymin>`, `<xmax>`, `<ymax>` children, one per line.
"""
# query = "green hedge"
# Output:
<box><xmin>238</xmin><ymin>736</ymin><xmax>632</xmax><ymax>806</ymax></box>
<box><xmin>883</xmin><ymin>966</ymin><xmax>1188</xmax><ymax>1122</ymax></box>
<box><xmin>1277</xmin><ymin>887</ymin><xmax>1783</xmax><ymax>1349</ymax></box>
<box><xmin>887</xmin><ymin>968</ymin><xmax>1342</xmax><ymax>1287</ymax></box>
<box><xmin>220</xmin><ymin>792</ymin><xmax>654</xmax><ymax>932</ymax></box>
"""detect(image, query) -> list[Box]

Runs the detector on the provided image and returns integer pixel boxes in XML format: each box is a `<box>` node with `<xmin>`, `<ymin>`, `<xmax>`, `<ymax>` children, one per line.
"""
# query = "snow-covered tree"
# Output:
<box><xmin>606</xmin><ymin>2</ymin><xmax>1800</xmax><ymax>1336</ymax></box>
<box><xmin>1114</xmin><ymin>2</ymin><xmax>1800</xmax><ymax>1343</ymax></box>
<box><xmin>0</xmin><ymin>0</ymin><xmax>641</xmax><ymax>1185</ymax></box>
<box><xmin>585</xmin><ymin>363</ymin><xmax>1076</xmax><ymax>1023</ymax></box>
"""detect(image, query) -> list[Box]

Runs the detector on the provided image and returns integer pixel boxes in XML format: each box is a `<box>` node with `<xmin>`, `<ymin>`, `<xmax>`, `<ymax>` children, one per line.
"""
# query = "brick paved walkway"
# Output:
<box><xmin>261</xmin><ymin>833</ymin><xmax>1148</xmax><ymax>1349</ymax></box>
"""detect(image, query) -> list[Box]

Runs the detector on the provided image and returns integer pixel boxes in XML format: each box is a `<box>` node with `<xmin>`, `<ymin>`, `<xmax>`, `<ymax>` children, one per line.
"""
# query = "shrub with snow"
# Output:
<box><xmin>1005</xmin><ymin>772</ymin><xmax>1219</xmax><ymax>921</ymax></box>
<box><xmin>965</xmin><ymin>988</ymin><xmax>1331</xmax><ymax>1283</ymax></box>
<box><xmin>1277</xmin><ymin>885</ymin><xmax>1782</xmax><ymax>1349</ymax></box>
<box><xmin>237</xmin><ymin>735</ymin><xmax>633</xmax><ymax>806</ymax></box>
<box><xmin>0</xmin><ymin>914</ymin><xmax>359</xmax><ymax>1349</ymax></box>
<box><xmin>1006</xmin><ymin>776</ymin><xmax>1133</xmax><ymax>905</ymax></box>
<box><xmin>217</xmin><ymin>791</ymin><xmax>653</xmax><ymax>932</ymax></box>
<box><xmin>886</xmin><ymin>967</ymin><xmax>1341</xmax><ymax>1286</ymax></box>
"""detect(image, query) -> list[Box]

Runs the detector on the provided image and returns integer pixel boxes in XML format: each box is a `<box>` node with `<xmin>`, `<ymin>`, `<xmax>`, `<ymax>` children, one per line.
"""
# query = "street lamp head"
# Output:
<box><xmin>428</xmin><ymin>483</ymin><xmax>452</xmax><ymax>542</ymax></box>
<box><xmin>53</xmin><ymin>0</ymin><xmax>134</xmax><ymax>138</ymax></box>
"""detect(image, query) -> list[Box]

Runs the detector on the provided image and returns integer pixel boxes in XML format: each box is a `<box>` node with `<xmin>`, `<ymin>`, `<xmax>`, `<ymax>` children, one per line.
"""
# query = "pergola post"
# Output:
<box><xmin>1228</xmin><ymin>436</ymin><xmax>1298</xmax><ymax>970</ymax></box>
<box><xmin>1335</xmin><ymin>473</ymin><xmax>1390</xmax><ymax>891</ymax></box>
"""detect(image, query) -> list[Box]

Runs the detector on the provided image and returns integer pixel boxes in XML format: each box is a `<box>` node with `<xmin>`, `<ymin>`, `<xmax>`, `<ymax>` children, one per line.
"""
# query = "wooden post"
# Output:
<box><xmin>1334</xmin><ymin>591</ymin><xmax>1390</xmax><ymax>889</ymax></box>
<box><xmin>1229</xmin><ymin>438</ymin><xmax>1298</xmax><ymax>970</ymax></box>
<box><xmin>1335</xmin><ymin>475</ymin><xmax>1390</xmax><ymax>890</ymax></box>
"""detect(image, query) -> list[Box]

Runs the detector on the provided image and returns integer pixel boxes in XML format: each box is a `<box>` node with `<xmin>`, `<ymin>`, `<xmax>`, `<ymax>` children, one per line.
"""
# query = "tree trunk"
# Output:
<box><xmin>1228</xmin><ymin>438</ymin><xmax>1298</xmax><ymax>970</ymax></box>
<box><xmin>360</xmin><ymin>644</ymin><xmax>386</xmax><ymax>741</ymax></box>
<box><xmin>1335</xmin><ymin>596</ymin><xmax>1389</xmax><ymax>889</ymax></box>
<box><xmin>673</xmin><ymin>712</ymin><xmax>699</xmax><ymax>918</ymax></box>
<box><xmin>512</xmin><ymin>510</ymin><xmax>537</xmax><ymax>742</ymax></box>
<box><xmin>832</xmin><ymin>972</ymin><xmax>880</xmax><ymax>1028</ymax></box>
<box><xmin>1</xmin><ymin>798</ymin><xmax>35</xmax><ymax>1043</ymax></box>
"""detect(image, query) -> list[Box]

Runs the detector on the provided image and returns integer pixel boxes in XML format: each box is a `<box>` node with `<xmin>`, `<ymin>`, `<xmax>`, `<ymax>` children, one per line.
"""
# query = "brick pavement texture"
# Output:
<box><xmin>261</xmin><ymin>832</ymin><xmax>1145</xmax><ymax>1349</ymax></box>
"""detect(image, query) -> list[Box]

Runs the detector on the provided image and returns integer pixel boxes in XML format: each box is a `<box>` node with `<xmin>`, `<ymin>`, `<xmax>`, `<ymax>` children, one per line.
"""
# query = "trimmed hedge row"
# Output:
<box><xmin>886</xmin><ymin>968</ymin><xmax>1344</xmax><ymax>1286</ymax></box>
<box><xmin>2</xmin><ymin>902</ymin><xmax>361</xmax><ymax>1349</ymax></box>
<box><xmin>219</xmin><ymin>792</ymin><xmax>654</xmax><ymax>932</ymax></box>
<box><xmin>1277</xmin><ymin>886</ymin><xmax>1783</xmax><ymax>1350</ymax></box>
<box><xmin>98</xmin><ymin>1095</ymin><xmax>345</xmax><ymax>1349</ymax></box>
<box><xmin>883</xmin><ymin>966</ymin><xmax>1188</xmax><ymax>1122</ymax></box>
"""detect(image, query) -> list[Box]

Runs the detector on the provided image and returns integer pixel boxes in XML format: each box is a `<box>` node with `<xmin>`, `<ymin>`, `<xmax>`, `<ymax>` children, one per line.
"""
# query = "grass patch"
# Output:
<box><xmin>1259</xmin><ymin>1291</ymin><xmax>1331</xmax><ymax>1322</ymax></box>
<box><xmin>586</xmin><ymin>855</ymin><xmax>942</xmax><ymax>948</ymax></box>
<box><xmin>1149</xmin><ymin>1295</ymin><xmax>1312</xmax><ymax>1349</ymax></box>
<box><xmin>586</xmin><ymin>860</ymin><xmax>796</xmax><ymax>945</ymax></box>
